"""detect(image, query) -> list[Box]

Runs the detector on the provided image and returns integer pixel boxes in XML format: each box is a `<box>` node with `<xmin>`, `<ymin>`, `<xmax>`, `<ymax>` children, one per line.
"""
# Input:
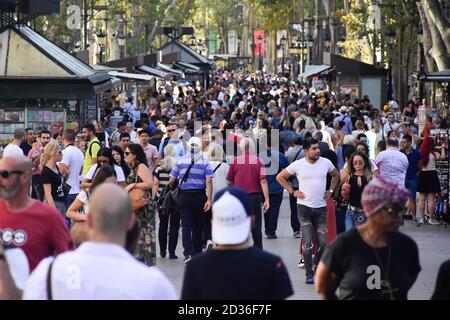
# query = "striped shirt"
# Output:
<box><xmin>153</xmin><ymin>165</ymin><xmax>171</xmax><ymax>197</ymax></box>
<box><xmin>170</xmin><ymin>154</ymin><xmax>213</xmax><ymax>190</ymax></box>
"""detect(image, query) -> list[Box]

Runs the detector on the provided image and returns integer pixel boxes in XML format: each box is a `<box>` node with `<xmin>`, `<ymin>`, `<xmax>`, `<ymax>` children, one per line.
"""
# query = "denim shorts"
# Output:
<box><xmin>405</xmin><ymin>179</ymin><xmax>417</xmax><ymax>200</ymax></box>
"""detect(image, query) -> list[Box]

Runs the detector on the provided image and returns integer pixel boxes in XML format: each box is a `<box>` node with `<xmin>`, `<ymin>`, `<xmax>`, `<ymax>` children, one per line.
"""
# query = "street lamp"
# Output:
<box><xmin>385</xmin><ymin>27</ymin><xmax>396</xmax><ymax>100</ymax></box>
<box><xmin>97</xmin><ymin>29</ymin><xmax>106</xmax><ymax>63</ymax></box>
<box><xmin>257</xmin><ymin>35</ymin><xmax>263</xmax><ymax>71</ymax></box>
<box><xmin>280</xmin><ymin>35</ymin><xmax>287</xmax><ymax>75</ymax></box>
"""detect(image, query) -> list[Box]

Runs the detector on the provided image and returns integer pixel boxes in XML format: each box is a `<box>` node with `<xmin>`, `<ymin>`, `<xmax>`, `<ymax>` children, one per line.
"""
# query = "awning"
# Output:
<box><xmin>418</xmin><ymin>69</ymin><xmax>450</xmax><ymax>82</ymax></box>
<box><xmin>157</xmin><ymin>63</ymin><xmax>185</xmax><ymax>78</ymax></box>
<box><xmin>108</xmin><ymin>71</ymin><xmax>153</xmax><ymax>82</ymax></box>
<box><xmin>300</xmin><ymin>65</ymin><xmax>334</xmax><ymax>79</ymax></box>
<box><xmin>135</xmin><ymin>65</ymin><xmax>169</xmax><ymax>78</ymax></box>
<box><xmin>174</xmin><ymin>61</ymin><xmax>201</xmax><ymax>72</ymax></box>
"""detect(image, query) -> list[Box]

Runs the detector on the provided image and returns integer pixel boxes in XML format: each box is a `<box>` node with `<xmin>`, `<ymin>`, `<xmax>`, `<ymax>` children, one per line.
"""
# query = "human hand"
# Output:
<box><xmin>203</xmin><ymin>200</ymin><xmax>211</xmax><ymax>212</ymax></box>
<box><xmin>263</xmin><ymin>200</ymin><xmax>270</xmax><ymax>213</ymax></box>
<box><xmin>293</xmin><ymin>190</ymin><xmax>305</xmax><ymax>199</ymax></box>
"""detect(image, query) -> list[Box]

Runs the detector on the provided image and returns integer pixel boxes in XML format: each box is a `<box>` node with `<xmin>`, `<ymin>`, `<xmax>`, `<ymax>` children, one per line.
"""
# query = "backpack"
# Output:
<box><xmin>88</xmin><ymin>140</ymin><xmax>102</xmax><ymax>158</ymax></box>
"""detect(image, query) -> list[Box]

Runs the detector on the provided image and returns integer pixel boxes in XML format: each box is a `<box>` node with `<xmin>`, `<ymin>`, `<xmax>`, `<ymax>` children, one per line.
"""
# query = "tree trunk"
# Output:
<box><xmin>421</xmin><ymin>0</ymin><xmax>450</xmax><ymax>53</ymax></box>
<box><xmin>422</xmin><ymin>0</ymin><xmax>449</xmax><ymax>70</ymax></box>
<box><xmin>416</xmin><ymin>2</ymin><xmax>436</xmax><ymax>73</ymax></box>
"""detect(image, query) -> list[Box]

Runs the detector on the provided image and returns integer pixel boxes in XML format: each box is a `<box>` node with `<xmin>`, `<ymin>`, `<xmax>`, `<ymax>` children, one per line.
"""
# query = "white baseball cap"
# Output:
<box><xmin>212</xmin><ymin>188</ymin><xmax>252</xmax><ymax>245</ymax></box>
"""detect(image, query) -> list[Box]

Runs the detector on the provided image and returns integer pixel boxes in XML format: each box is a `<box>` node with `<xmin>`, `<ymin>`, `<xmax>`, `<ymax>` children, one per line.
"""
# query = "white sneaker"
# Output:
<box><xmin>206</xmin><ymin>240</ymin><xmax>214</xmax><ymax>251</ymax></box>
<box><xmin>416</xmin><ymin>218</ymin><xmax>424</xmax><ymax>226</ymax></box>
<box><xmin>428</xmin><ymin>218</ymin><xmax>440</xmax><ymax>225</ymax></box>
<box><xmin>297</xmin><ymin>259</ymin><xmax>305</xmax><ymax>269</ymax></box>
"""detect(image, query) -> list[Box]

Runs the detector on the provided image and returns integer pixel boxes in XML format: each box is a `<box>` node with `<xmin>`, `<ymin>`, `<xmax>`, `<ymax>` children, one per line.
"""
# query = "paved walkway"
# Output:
<box><xmin>156</xmin><ymin>193</ymin><xmax>450</xmax><ymax>300</ymax></box>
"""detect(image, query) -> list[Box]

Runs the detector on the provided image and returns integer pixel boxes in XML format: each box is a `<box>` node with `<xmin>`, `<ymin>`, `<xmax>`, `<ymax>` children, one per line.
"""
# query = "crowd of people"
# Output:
<box><xmin>0</xmin><ymin>69</ymin><xmax>449</xmax><ymax>300</ymax></box>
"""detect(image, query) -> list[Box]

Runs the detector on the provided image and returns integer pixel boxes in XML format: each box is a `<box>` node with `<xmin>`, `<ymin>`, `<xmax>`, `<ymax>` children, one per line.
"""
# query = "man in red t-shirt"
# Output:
<box><xmin>0</xmin><ymin>156</ymin><xmax>72</xmax><ymax>299</ymax></box>
<box><xmin>226</xmin><ymin>138</ymin><xmax>269</xmax><ymax>249</ymax></box>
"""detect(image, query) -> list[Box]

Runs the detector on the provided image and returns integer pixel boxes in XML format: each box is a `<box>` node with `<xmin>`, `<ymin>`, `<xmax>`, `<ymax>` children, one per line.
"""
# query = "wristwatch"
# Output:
<box><xmin>328</xmin><ymin>189</ymin><xmax>334</xmax><ymax>195</ymax></box>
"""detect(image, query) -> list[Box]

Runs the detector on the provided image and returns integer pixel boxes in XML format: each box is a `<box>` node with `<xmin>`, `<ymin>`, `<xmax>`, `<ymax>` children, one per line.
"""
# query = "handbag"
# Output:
<box><xmin>160</xmin><ymin>155</ymin><xmax>198</xmax><ymax>213</ymax></box>
<box><xmin>56</xmin><ymin>165</ymin><xmax>71</xmax><ymax>198</ymax></box>
<box><xmin>128</xmin><ymin>174</ymin><xmax>149</xmax><ymax>211</ymax></box>
<box><xmin>70</xmin><ymin>191</ymin><xmax>89</xmax><ymax>247</ymax></box>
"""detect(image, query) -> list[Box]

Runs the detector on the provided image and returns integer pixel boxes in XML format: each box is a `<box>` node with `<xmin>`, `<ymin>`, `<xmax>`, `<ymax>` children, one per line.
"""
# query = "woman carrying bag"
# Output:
<box><xmin>124</xmin><ymin>143</ymin><xmax>156</xmax><ymax>266</ymax></box>
<box><xmin>40</xmin><ymin>142</ymin><xmax>67</xmax><ymax>217</ymax></box>
<box><xmin>66</xmin><ymin>165</ymin><xmax>117</xmax><ymax>247</ymax></box>
<box><xmin>152</xmin><ymin>144</ymin><xmax>180</xmax><ymax>259</ymax></box>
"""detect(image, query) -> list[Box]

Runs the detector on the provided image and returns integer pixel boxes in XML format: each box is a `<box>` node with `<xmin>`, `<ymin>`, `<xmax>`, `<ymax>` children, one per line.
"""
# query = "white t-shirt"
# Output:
<box><xmin>84</xmin><ymin>164</ymin><xmax>125</xmax><ymax>182</ymax></box>
<box><xmin>5</xmin><ymin>248</ymin><xmax>30</xmax><ymax>290</ymax></box>
<box><xmin>285</xmin><ymin>157</ymin><xmax>335</xmax><ymax>208</ymax></box>
<box><xmin>209</xmin><ymin>160</ymin><xmax>230</xmax><ymax>198</ymax></box>
<box><xmin>22</xmin><ymin>242</ymin><xmax>177</xmax><ymax>300</ymax></box>
<box><xmin>61</xmin><ymin>145</ymin><xmax>84</xmax><ymax>195</ymax></box>
<box><xmin>3</xmin><ymin>143</ymin><xmax>24</xmax><ymax>158</ymax></box>
<box><xmin>76</xmin><ymin>190</ymin><xmax>90</xmax><ymax>214</ymax></box>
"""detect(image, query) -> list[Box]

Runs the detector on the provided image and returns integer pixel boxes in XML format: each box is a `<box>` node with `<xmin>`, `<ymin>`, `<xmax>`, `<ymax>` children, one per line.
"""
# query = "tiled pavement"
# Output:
<box><xmin>156</xmin><ymin>192</ymin><xmax>450</xmax><ymax>300</ymax></box>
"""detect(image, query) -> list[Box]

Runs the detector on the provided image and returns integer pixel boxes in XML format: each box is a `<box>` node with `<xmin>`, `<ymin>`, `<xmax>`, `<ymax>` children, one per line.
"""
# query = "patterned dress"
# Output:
<box><xmin>126</xmin><ymin>169</ymin><xmax>157</xmax><ymax>266</ymax></box>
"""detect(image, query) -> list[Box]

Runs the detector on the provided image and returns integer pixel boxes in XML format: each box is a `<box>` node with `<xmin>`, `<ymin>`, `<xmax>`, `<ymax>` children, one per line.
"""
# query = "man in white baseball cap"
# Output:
<box><xmin>181</xmin><ymin>187</ymin><xmax>293</xmax><ymax>300</ymax></box>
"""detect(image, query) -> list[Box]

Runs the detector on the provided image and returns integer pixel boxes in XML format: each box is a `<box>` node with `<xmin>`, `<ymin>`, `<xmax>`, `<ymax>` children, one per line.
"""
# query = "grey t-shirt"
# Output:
<box><xmin>285</xmin><ymin>146</ymin><xmax>304</xmax><ymax>188</ymax></box>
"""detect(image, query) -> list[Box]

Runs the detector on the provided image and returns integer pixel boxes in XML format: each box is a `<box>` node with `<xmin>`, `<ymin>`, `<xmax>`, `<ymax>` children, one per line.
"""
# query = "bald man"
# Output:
<box><xmin>0</xmin><ymin>156</ymin><xmax>71</xmax><ymax>299</ymax></box>
<box><xmin>23</xmin><ymin>184</ymin><xmax>177</xmax><ymax>300</ymax></box>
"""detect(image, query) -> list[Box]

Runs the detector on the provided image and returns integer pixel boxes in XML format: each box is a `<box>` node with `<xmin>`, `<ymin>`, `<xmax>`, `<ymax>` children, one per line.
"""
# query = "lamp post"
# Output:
<box><xmin>257</xmin><ymin>35</ymin><xmax>263</xmax><ymax>71</ymax></box>
<box><xmin>97</xmin><ymin>29</ymin><xmax>106</xmax><ymax>63</ymax></box>
<box><xmin>385</xmin><ymin>27</ymin><xmax>396</xmax><ymax>100</ymax></box>
<box><xmin>280</xmin><ymin>35</ymin><xmax>286</xmax><ymax>75</ymax></box>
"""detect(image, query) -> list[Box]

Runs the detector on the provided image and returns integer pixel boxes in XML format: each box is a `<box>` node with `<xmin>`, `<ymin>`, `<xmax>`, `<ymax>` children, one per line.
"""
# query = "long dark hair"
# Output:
<box><xmin>91</xmin><ymin>165</ymin><xmax>117</xmax><ymax>193</ymax></box>
<box><xmin>346</xmin><ymin>151</ymin><xmax>373</xmax><ymax>179</ymax></box>
<box><xmin>127</xmin><ymin>143</ymin><xmax>148</xmax><ymax>168</ymax></box>
<box><xmin>112</xmin><ymin>145</ymin><xmax>130</xmax><ymax>177</ymax></box>
<box><xmin>96</xmin><ymin>147</ymin><xmax>115</xmax><ymax>166</ymax></box>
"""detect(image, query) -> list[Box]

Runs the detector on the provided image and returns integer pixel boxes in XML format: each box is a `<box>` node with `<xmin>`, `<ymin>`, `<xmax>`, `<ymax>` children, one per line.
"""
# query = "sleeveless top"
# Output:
<box><xmin>349</xmin><ymin>175</ymin><xmax>368</xmax><ymax>208</ymax></box>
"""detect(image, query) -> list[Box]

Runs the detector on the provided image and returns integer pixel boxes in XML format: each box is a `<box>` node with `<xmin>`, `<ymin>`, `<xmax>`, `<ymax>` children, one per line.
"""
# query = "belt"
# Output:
<box><xmin>180</xmin><ymin>189</ymin><xmax>205</xmax><ymax>193</ymax></box>
<box><xmin>349</xmin><ymin>205</ymin><xmax>364</xmax><ymax>213</ymax></box>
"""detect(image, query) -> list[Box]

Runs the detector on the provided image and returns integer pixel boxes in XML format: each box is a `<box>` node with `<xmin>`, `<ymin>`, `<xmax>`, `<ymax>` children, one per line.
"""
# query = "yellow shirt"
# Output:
<box><xmin>83</xmin><ymin>138</ymin><xmax>101</xmax><ymax>176</ymax></box>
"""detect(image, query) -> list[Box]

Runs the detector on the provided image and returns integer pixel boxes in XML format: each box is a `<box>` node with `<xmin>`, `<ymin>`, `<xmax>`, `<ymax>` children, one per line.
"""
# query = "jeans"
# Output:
<box><xmin>158</xmin><ymin>208</ymin><xmax>180</xmax><ymax>255</ymax></box>
<box><xmin>178</xmin><ymin>191</ymin><xmax>207</xmax><ymax>257</ymax></box>
<box><xmin>345</xmin><ymin>206</ymin><xmax>366</xmax><ymax>231</ymax></box>
<box><xmin>248</xmin><ymin>193</ymin><xmax>263</xmax><ymax>249</ymax></box>
<box><xmin>298</xmin><ymin>205</ymin><xmax>327</xmax><ymax>277</ymax></box>
<box><xmin>289</xmin><ymin>188</ymin><xmax>301</xmax><ymax>233</ymax></box>
<box><xmin>264</xmin><ymin>193</ymin><xmax>284</xmax><ymax>236</ymax></box>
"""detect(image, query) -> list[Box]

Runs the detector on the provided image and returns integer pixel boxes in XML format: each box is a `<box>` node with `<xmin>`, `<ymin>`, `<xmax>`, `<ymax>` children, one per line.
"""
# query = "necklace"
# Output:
<box><xmin>371</xmin><ymin>242</ymin><xmax>395</xmax><ymax>300</ymax></box>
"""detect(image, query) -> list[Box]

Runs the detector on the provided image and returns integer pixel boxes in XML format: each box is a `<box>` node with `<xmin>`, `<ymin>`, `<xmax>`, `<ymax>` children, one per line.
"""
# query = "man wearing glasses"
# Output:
<box><xmin>0</xmin><ymin>156</ymin><xmax>71</xmax><ymax>299</ymax></box>
<box><xmin>158</xmin><ymin>123</ymin><xmax>185</xmax><ymax>160</ymax></box>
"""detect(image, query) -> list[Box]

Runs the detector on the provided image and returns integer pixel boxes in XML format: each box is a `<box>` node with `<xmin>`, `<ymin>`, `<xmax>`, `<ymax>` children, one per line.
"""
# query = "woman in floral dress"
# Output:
<box><xmin>124</xmin><ymin>143</ymin><xmax>156</xmax><ymax>266</ymax></box>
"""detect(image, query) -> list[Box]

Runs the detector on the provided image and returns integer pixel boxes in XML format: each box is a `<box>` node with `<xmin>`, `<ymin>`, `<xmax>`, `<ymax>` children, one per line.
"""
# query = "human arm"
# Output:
<box><xmin>43</xmin><ymin>184</ymin><xmax>56</xmax><ymax>208</ymax></box>
<box><xmin>80</xmin><ymin>178</ymin><xmax>92</xmax><ymax>191</ymax></box>
<box><xmin>315</xmin><ymin>261</ymin><xmax>338</xmax><ymax>300</ymax></box>
<box><xmin>0</xmin><ymin>244</ymin><xmax>22</xmax><ymax>300</ymax></box>
<box><xmin>260</xmin><ymin>178</ymin><xmax>270</xmax><ymax>212</ymax></box>
<box><xmin>125</xmin><ymin>164</ymin><xmax>152</xmax><ymax>191</ymax></box>
<box><xmin>66</xmin><ymin>198</ymin><xmax>88</xmax><ymax>222</ymax></box>
<box><xmin>276</xmin><ymin>169</ymin><xmax>306</xmax><ymax>199</ymax></box>
<box><xmin>439</xmin><ymin>144</ymin><xmax>447</xmax><ymax>160</ymax></box>
<box><xmin>326</xmin><ymin>168</ymin><xmax>340</xmax><ymax>198</ymax></box>
<box><xmin>152</xmin><ymin>176</ymin><xmax>160</xmax><ymax>200</ymax></box>
<box><xmin>204</xmin><ymin>177</ymin><xmax>212</xmax><ymax>212</ymax></box>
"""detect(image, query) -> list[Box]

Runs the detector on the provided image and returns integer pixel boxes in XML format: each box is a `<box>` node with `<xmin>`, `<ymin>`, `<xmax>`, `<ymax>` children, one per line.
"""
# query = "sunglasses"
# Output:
<box><xmin>383</xmin><ymin>204</ymin><xmax>406</xmax><ymax>217</ymax></box>
<box><xmin>0</xmin><ymin>170</ymin><xmax>24</xmax><ymax>179</ymax></box>
<box><xmin>125</xmin><ymin>152</ymin><xmax>132</xmax><ymax>156</ymax></box>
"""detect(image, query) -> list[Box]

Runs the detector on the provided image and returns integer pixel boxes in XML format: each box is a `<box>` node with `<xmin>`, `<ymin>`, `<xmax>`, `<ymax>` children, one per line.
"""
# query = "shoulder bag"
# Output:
<box><xmin>128</xmin><ymin>171</ymin><xmax>149</xmax><ymax>212</ymax></box>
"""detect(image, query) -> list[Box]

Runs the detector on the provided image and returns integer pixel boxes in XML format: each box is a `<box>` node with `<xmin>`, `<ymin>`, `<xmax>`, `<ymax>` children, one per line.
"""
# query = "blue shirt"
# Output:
<box><xmin>401</xmin><ymin>148</ymin><xmax>422</xmax><ymax>180</ymax></box>
<box><xmin>170</xmin><ymin>153</ymin><xmax>213</xmax><ymax>190</ymax></box>
<box><xmin>158</xmin><ymin>139</ymin><xmax>185</xmax><ymax>157</ymax></box>
<box><xmin>258</xmin><ymin>150</ymin><xmax>289</xmax><ymax>194</ymax></box>
<box><xmin>334</xmin><ymin>115</ymin><xmax>353</xmax><ymax>135</ymax></box>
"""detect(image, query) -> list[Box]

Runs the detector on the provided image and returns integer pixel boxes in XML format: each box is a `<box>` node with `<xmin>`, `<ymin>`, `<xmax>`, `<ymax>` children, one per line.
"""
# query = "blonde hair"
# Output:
<box><xmin>206</xmin><ymin>142</ymin><xmax>225</xmax><ymax>162</ymax></box>
<box><xmin>305</xmin><ymin>118</ymin><xmax>317</xmax><ymax>130</ymax></box>
<box><xmin>157</xmin><ymin>144</ymin><xmax>177</xmax><ymax>172</ymax></box>
<box><xmin>40</xmin><ymin>141</ymin><xmax>61</xmax><ymax>168</ymax></box>
<box><xmin>355</xmin><ymin>120</ymin><xmax>364</xmax><ymax>131</ymax></box>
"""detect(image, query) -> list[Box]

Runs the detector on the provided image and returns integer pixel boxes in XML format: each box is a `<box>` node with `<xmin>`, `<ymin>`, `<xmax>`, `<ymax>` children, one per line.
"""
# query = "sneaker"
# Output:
<box><xmin>293</xmin><ymin>231</ymin><xmax>301</xmax><ymax>238</ymax></box>
<box><xmin>428</xmin><ymin>218</ymin><xmax>440</xmax><ymax>225</ymax></box>
<box><xmin>267</xmin><ymin>234</ymin><xmax>277</xmax><ymax>239</ymax></box>
<box><xmin>169</xmin><ymin>253</ymin><xmax>178</xmax><ymax>259</ymax></box>
<box><xmin>206</xmin><ymin>240</ymin><xmax>214</xmax><ymax>251</ymax></box>
<box><xmin>417</xmin><ymin>218</ymin><xmax>424</xmax><ymax>226</ymax></box>
<box><xmin>404</xmin><ymin>214</ymin><xmax>413</xmax><ymax>221</ymax></box>
<box><xmin>412</xmin><ymin>218</ymin><xmax>418</xmax><ymax>225</ymax></box>
<box><xmin>297</xmin><ymin>259</ymin><xmax>305</xmax><ymax>269</ymax></box>
<box><xmin>160</xmin><ymin>251</ymin><xmax>166</xmax><ymax>258</ymax></box>
<box><xmin>183</xmin><ymin>256</ymin><xmax>192</xmax><ymax>264</ymax></box>
<box><xmin>305</xmin><ymin>275</ymin><xmax>314</xmax><ymax>285</ymax></box>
